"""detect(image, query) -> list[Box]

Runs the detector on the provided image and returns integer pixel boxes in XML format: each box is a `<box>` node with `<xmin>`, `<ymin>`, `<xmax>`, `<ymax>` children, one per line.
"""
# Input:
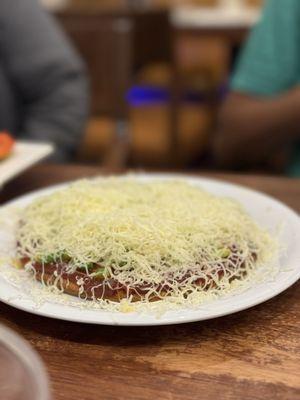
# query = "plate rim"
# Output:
<box><xmin>0</xmin><ymin>140</ymin><xmax>54</xmax><ymax>187</ymax></box>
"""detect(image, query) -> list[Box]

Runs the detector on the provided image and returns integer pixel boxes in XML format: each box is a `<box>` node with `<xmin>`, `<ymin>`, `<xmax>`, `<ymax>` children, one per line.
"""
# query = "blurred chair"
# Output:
<box><xmin>57</xmin><ymin>11</ymin><xmax>133</xmax><ymax>168</ymax></box>
<box><xmin>57</xmin><ymin>6</ymin><xmax>170</xmax><ymax>168</ymax></box>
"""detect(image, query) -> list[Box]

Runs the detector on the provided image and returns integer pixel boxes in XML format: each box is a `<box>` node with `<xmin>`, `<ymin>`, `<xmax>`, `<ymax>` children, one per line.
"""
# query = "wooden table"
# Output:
<box><xmin>1</xmin><ymin>165</ymin><xmax>299</xmax><ymax>400</ymax></box>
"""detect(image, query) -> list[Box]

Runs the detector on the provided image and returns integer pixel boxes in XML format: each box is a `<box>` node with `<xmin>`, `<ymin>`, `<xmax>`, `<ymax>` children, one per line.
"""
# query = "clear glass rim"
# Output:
<box><xmin>0</xmin><ymin>323</ymin><xmax>51</xmax><ymax>400</ymax></box>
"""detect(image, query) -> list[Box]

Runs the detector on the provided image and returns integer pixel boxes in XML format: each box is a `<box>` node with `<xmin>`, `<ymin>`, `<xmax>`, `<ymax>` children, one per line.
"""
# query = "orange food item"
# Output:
<box><xmin>0</xmin><ymin>132</ymin><xmax>15</xmax><ymax>160</ymax></box>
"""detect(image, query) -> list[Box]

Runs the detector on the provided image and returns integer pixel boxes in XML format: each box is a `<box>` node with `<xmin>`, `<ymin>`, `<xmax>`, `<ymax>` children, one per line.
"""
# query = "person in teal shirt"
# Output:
<box><xmin>214</xmin><ymin>0</ymin><xmax>300</xmax><ymax>176</ymax></box>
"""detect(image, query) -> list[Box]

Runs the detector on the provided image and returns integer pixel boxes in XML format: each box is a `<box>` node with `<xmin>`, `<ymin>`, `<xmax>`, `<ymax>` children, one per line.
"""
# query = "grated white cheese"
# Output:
<box><xmin>14</xmin><ymin>178</ymin><xmax>277</xmax><ymax>309</ymax></box>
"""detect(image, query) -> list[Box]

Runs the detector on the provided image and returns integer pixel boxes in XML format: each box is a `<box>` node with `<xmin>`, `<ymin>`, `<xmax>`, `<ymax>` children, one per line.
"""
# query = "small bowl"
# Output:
<box><xmin>0</xmin><ymin>323</ymin><xmax>51</xmax><ymax>400</ymax></box>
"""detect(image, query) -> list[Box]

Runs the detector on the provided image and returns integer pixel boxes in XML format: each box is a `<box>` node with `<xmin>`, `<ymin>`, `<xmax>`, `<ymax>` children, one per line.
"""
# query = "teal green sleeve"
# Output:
<box><xmin>231</xmin><ymin>0</ymin><xmax>300</xmax><ymax>96</ymax></box>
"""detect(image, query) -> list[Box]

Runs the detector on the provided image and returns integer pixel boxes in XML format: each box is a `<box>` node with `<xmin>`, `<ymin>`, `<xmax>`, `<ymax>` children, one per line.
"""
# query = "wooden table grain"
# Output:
<box><xmin>0</xmin><ymin>165</ymin><xmax>299</xmax><ymax>400</ymax></box>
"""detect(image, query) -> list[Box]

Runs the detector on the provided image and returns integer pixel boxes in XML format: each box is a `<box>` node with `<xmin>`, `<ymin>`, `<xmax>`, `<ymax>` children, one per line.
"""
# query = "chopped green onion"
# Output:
<box><xmin>219</xmin><ymin>248</ymin><xmax>231</xmax><ymax>258</ymax></box>
<box><xmin>93</xmin><ymin>267</ymin><xmax>106</xmax><ymax>277</ymax></box>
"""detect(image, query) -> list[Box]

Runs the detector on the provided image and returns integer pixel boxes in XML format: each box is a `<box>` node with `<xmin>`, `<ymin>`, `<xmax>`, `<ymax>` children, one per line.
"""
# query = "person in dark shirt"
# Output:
<box><xmin>0</xmin><ymin>0</ymin><xmax>89</xmax><ymax>161</ymax></box>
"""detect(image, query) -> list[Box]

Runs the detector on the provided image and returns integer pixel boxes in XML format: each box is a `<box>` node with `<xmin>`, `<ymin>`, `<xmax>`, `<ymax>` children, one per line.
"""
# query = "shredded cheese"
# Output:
<box><xmin>16</xmin><ymin>178</ymin><xmax>277</xmax><ymax>308</ymax></box>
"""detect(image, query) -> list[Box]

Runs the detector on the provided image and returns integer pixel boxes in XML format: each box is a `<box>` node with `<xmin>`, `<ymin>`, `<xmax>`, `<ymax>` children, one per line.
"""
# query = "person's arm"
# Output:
<box><xmin>213</xmin><ymin>0</ymin><xmax>300</xmax><ymax>168</ymax></box>
<box><xmin>214</xmin><ymin>89</ymin><xmax>300</xmax><ymax>167</ymax></box>
<box><xmin>0</xmin><ymin>0</ymin><xmax>89</xmax><ymax>161</ymax></box>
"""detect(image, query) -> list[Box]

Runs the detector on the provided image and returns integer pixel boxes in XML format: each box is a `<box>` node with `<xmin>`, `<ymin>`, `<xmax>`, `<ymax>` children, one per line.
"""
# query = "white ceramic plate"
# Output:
<box><xmin>0</xmin><ymin>141</ymin><xmax>54</xmax><ymax>187</ymax></box>
<box><xmin>0</xmin><ymin>174</ymin><xmax>299</xmax><ymax>326</ymax></box>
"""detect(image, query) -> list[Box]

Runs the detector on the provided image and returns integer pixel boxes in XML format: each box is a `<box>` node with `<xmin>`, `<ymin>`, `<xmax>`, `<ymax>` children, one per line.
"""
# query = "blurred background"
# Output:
<box><xmin>39</xmin><ymin>0</ymin><xmax>266</xmax><ymax>172</ymax></box>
